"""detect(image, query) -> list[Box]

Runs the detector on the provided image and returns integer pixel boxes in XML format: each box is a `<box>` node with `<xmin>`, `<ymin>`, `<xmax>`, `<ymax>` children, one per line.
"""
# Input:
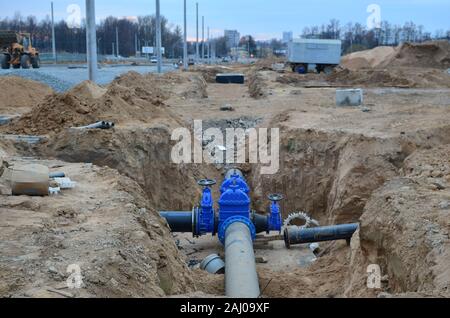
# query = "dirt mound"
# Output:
<box><xmin>0</xmin><ymin>76</ymin><xmax>53</xmax><ymax>114</ymax></box>
<box><xmin>190</xmin><ymin>66</ymin><xmax>233</xmax><ymax>83</ymax></box>
<box><xmin>70</xmin><ymin>80</ymin><xmax>107</xmax><ymax>99</ymax></box>
<box><xmin>2</xmin><ymin>73</ymin><xmax>184</xmax><ymax>135</ymax></box>
<box><xmin>276</xmin><ymin>73</ymin><xmax>327</xmax><ymax>86</ymax></box>
<box><xmin>341</xmin><ymin>46</ymin><xmax>397</xmax><ymax>70</ymax></box>
<box><xmin>346</xmin><ymin>145</ymin><xmax>450</xmax><ymax>297</ymax></box>
<box><xmin>39</xmin><ymin>127</ymin><xmax>215</xmax><ymax>212</ymax></box>
<box><xmin>181</xmin><ymin>74</ymin><xmax>208</xmax><ymax>99</ymax></box>
<box><xmin>389</xmin><ymin>40</ymin><xmax>450</xmax><ymax>69</ymax></box>
<box><xmin>248</xmin><ymin>71</ymin><xmax>267</xmax><ymax>99</ymax></box>
<box><xmin>341</xmin><ymin>41</ymin><xmax>450</xmax><ymax>71</ymax></box>
<box><xmin>328</xmin><ymin>67</ymin><xmax>450</xmax><ymax>88</ymax></box>
<box><xmin>252</xmin><ymin>57</ymin><xmax>285</xmax><ymax>71</ymax></box>
<box><xmin>0</xmin><ymin>159</ymin><xmax>195</xmax><ymax>298</ymax></box>
<box><xmin>111</xmin><ymin>71</ymin><xmax>176</xmax><ymax>100</ymax></box>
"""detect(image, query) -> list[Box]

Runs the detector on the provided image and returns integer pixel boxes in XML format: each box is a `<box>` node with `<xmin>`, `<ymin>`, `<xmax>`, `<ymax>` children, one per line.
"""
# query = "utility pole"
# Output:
<box><xmin>196</xmin><ymin>2</ymin><xmax>199</xmax><ymax>62</ymax></box>
<box><xmin>51</xmin><ymin>2</ymin><xmax>56</xmax><ymax>64</ymax></box>
<box><xmin>156</xmin><ymin>0</ymin><xmax>162</xmax><ymax>73</ymax></box>
<box><xmin>183</xmin><ymin>0</ymin><xmax>188</xmax><ymax>70</ymax></box>
<box><xmin>135</xmin><ymin>33</ymin><xmax>138</xmax><ymax>56</ymax></box>
<box><xmin>85</xmin><ymin>0</ymin><xmax>98</xmax><ymax>82</ymax></box>
<box><xmin>201</xmin><ymin>16</ymin><xmax>205</xmax><ymax>61</ymax></box>
<box><xmin>207</xmin><ymin>26</ymin><xmax>210</xmax><ymax>64</ymax></box>
<box><xmin>116</xmin><ymin>26</ymin><xmax>119</xmax><ymax>57</ymax></box>
<box><xmin>112</xmin><ymin>42</ymin><xmax>115</xmax><ymax>56</ymax></box>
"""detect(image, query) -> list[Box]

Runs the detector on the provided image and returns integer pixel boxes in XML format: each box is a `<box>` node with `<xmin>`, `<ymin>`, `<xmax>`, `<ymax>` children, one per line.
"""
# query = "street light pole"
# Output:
<box><xmin>85</xmin><ymin>0</ymin><xmax>98</xmax><ymax>82</ymax></box>
<box><xmin>207</xmin><ymin>26</ymin><xmax>210</xmax><ymax>64</ymax></box>
<box><xmin>156</xmin><ymin>0</ymin><xmax>162</xmax><ymax>73</ymax></box>
<box><xmin>202</xmin><ymin>16</ymin><xmax>205</xmax><ymax>61</ymax></box>
<box><xmin>135</xmin><ymin>33</ymin><xmax>138</xmax><ymax>57</ymax></box>
<box><xmin>116</xmin><ymin>26</ymin><xmax>119</xmax><ymax>57</ymax></box>
<box><xmin>51</xmin><ymin>2</ymin><xmax>56</xmax><ymax>64</ymax></box>
<box><xmin>183</xmin><ymin>0</ymin><xmax>188</xmax><ymax>69</ymax></box>
<box><xmin>196</xmin><ymin>2</ymin><xmax>199</xmax><ymax>62</ymax></box>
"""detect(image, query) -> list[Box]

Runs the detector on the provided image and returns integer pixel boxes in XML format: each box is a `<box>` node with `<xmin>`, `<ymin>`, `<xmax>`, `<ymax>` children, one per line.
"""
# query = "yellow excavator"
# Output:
<box><xmin>0</xmin><ymin>30</ymin><xmax>40</xmax><ymax>69</ymax></box>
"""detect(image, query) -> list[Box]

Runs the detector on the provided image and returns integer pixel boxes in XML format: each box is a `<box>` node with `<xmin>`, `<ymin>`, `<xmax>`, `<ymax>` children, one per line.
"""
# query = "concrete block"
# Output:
<box><xmin>336</xmin><ymin>89</ymin><xmax>363</xmax><ymax>107</ymax></box>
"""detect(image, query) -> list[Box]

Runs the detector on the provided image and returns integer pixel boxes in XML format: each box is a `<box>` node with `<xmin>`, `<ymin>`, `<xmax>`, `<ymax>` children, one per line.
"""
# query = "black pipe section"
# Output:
<box><xmin>159</xmin><ymin>211</ymin><xmax>193</xmax><ymax>233</ymax></box>
<box><xmin>159</xmin><ymin>211</ymin><xmax>271</xmax><ymax>235</ymax></box>
<box><xmin>252</xmin><ymin>212</ymin><xmax>269</xmax><ymax>234</ymax></box>
<box><xmin>284</xmin><ymin>223</ymin><xmax>359</xmax><ymax>249</ymax></box>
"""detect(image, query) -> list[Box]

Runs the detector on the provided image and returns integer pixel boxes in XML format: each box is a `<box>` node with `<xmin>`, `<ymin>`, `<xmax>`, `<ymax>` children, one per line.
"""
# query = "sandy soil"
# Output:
<box><xmin>0</xmin><ymin>157</ymin><xmax>194</xmax><ymax>298</ymax></box>
<box><xmin>0</xmin><ymin>76</ymin><xmax>53</xmax><ymax>115</ymax></box>
<box><xmin>1</xmin><ymin>47</ymin><xmax>450</xmax><ymax>298</ymax></box>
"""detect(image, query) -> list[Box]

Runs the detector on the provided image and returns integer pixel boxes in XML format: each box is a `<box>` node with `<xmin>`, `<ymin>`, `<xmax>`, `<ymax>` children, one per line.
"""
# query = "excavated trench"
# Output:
<box><xmin>9</xmin><ymin>119</ymin><xmax>443</xmax><ymax>297</ymax></box>
<box><xmin>3</xmin><ymin>69</ymin><xmax>450</xmax><ymax>297</ymax></box>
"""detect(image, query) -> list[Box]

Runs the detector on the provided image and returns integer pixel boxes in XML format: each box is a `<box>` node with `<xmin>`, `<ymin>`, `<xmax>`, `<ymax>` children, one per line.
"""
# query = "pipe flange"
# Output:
<box><xmin>218</xmin><ymin>216</ymin><xmax>256</xmax><ymax>245</ymax></box>
<box><xmin>192</xmin><ymin>207</ymin><xmax>199</xmax><ymax>238</ymax></box>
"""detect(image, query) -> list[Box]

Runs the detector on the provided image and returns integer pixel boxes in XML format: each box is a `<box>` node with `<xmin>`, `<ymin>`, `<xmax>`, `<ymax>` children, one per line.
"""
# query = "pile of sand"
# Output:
<box><xmin>328</xmin><ymin>67</ymin><xmax>450</xmax><ymax>88</ymax></box>
<box><xmin>0</xmin><ymin>76</ymin><xmax>53</xmax><ymax>114</ymax></box>
<box><xmin>251</xmin><ymin>57</ymin><xmax>284</xmax><ymax>71</ymax></box>
<box><xmin>2</xmin><ymin>72</ymin><xmax>184</xmax><ymax>135</ymax></box>
<box><xmin>248</xmin><ymin>71</ymin><xmax>267</xmax><ymax>99</ymax></box>
<box><xmin>180</xmin><ymin>74</ymin><xmax>208</xmax><ymax>99</ymax></box>
<box><xmin>388</xmin><ymin>40</ymin><xmax>450</xmax><ymax>69</ymax></box>
<box><xmin>341</xmin><ymin>41</ymin><xmax>450</xmax><ymax>70</ymax></box>
<box><xmin>341</xmin><ymin>46</ymin><xmax>397</xmax><ymax>70</ymax></box>
<box><xmin>111</xmin><ymin>71</ymin><xmax>178</xmax><ymax>100</ymax></box>
<box><xmin>346</xmin><ymin>145</ymin><xmax>450</xmax><ymax>297</ymax></box>
<box><xmin>0</xmin><ymin>159</ymin><xmax>196</xmax><ymax>298</ymax></box>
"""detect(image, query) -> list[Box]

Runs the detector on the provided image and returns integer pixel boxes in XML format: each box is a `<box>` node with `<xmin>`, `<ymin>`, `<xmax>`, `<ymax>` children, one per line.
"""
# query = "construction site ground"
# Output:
<box><xmin>1</xmin><ymin>41</ymin><xmax>450</xmax><ymax>298</ymax></box>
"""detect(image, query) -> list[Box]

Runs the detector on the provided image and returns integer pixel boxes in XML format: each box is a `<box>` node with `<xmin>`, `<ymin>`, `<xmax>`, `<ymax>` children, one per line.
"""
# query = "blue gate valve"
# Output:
<box><xmin>194</xmin><ymin>179</ymin><xmax>216</xmax><ymax>237</ymax></box>
<box><xmin>268</xmin><ymin>194</ymin><xmax>283</xmax><ymax>233</ymax></box>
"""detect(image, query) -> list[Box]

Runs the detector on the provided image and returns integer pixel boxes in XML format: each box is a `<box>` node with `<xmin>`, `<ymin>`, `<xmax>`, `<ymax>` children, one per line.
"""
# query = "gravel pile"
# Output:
<box><xmin>0</xmin><ymin>65</ymin><xmax>175</xmax><ymax>92</ymax></box>
<box><xmin>0</xmin><ymin>69</ymin><xmax>73</xmax><ymax>92</ymax></box>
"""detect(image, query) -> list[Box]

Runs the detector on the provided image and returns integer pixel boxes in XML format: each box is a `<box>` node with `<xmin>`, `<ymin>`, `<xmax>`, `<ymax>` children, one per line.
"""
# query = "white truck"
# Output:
<box><xmin>287</xmin><ymin>39</ymin><xmax>342</xmax><ymax>74</ymax></box>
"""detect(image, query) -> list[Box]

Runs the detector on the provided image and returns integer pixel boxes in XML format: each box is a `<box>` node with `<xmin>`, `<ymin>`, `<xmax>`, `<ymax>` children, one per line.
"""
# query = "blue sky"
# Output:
<box><xmin>1</xmin><ymin>0</ymin><xmax>449</xmax><ymax>40</ymax></box>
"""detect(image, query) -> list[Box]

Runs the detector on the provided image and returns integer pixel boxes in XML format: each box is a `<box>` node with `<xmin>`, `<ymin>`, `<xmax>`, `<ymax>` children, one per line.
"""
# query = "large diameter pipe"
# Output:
<box><xmin>225</xmin><ymin>222</ymin><xmax>260</xmax><ymax>298</ymax></box>
<box><xmin>159</xmin><ymin>211</ymin><xmax>193</xmax><ymax>233</ymax></box>
<box><xmin>284</xmin><ymin>223</ymin><xmax>359</xmax><ymax>248</ymax></box>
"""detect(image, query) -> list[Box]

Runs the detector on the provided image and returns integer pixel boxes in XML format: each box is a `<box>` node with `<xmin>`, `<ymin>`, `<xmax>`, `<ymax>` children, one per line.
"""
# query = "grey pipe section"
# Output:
<box><xmin>72</xmin><ymin>121</ymin><xmax>115</xmax><ymax>130</ymax></box>
<box><xmin>225</xmin><ymin>222</ymin><xmax>260</xmax><ymax>298</ymax></box>
<box><xmin>159</xmin><ymin>211</ymin><xmax>193</xmax><ymax>233</ymax></box>
<box><xmin>49</xmin><ymin>172</ymin><xmax>65</xmax><ymax>179</ymax></box>
<box><xmin>284</xmin><ymin>223</ymin><xmax>359</xmax><ymax>248</ymax></box>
